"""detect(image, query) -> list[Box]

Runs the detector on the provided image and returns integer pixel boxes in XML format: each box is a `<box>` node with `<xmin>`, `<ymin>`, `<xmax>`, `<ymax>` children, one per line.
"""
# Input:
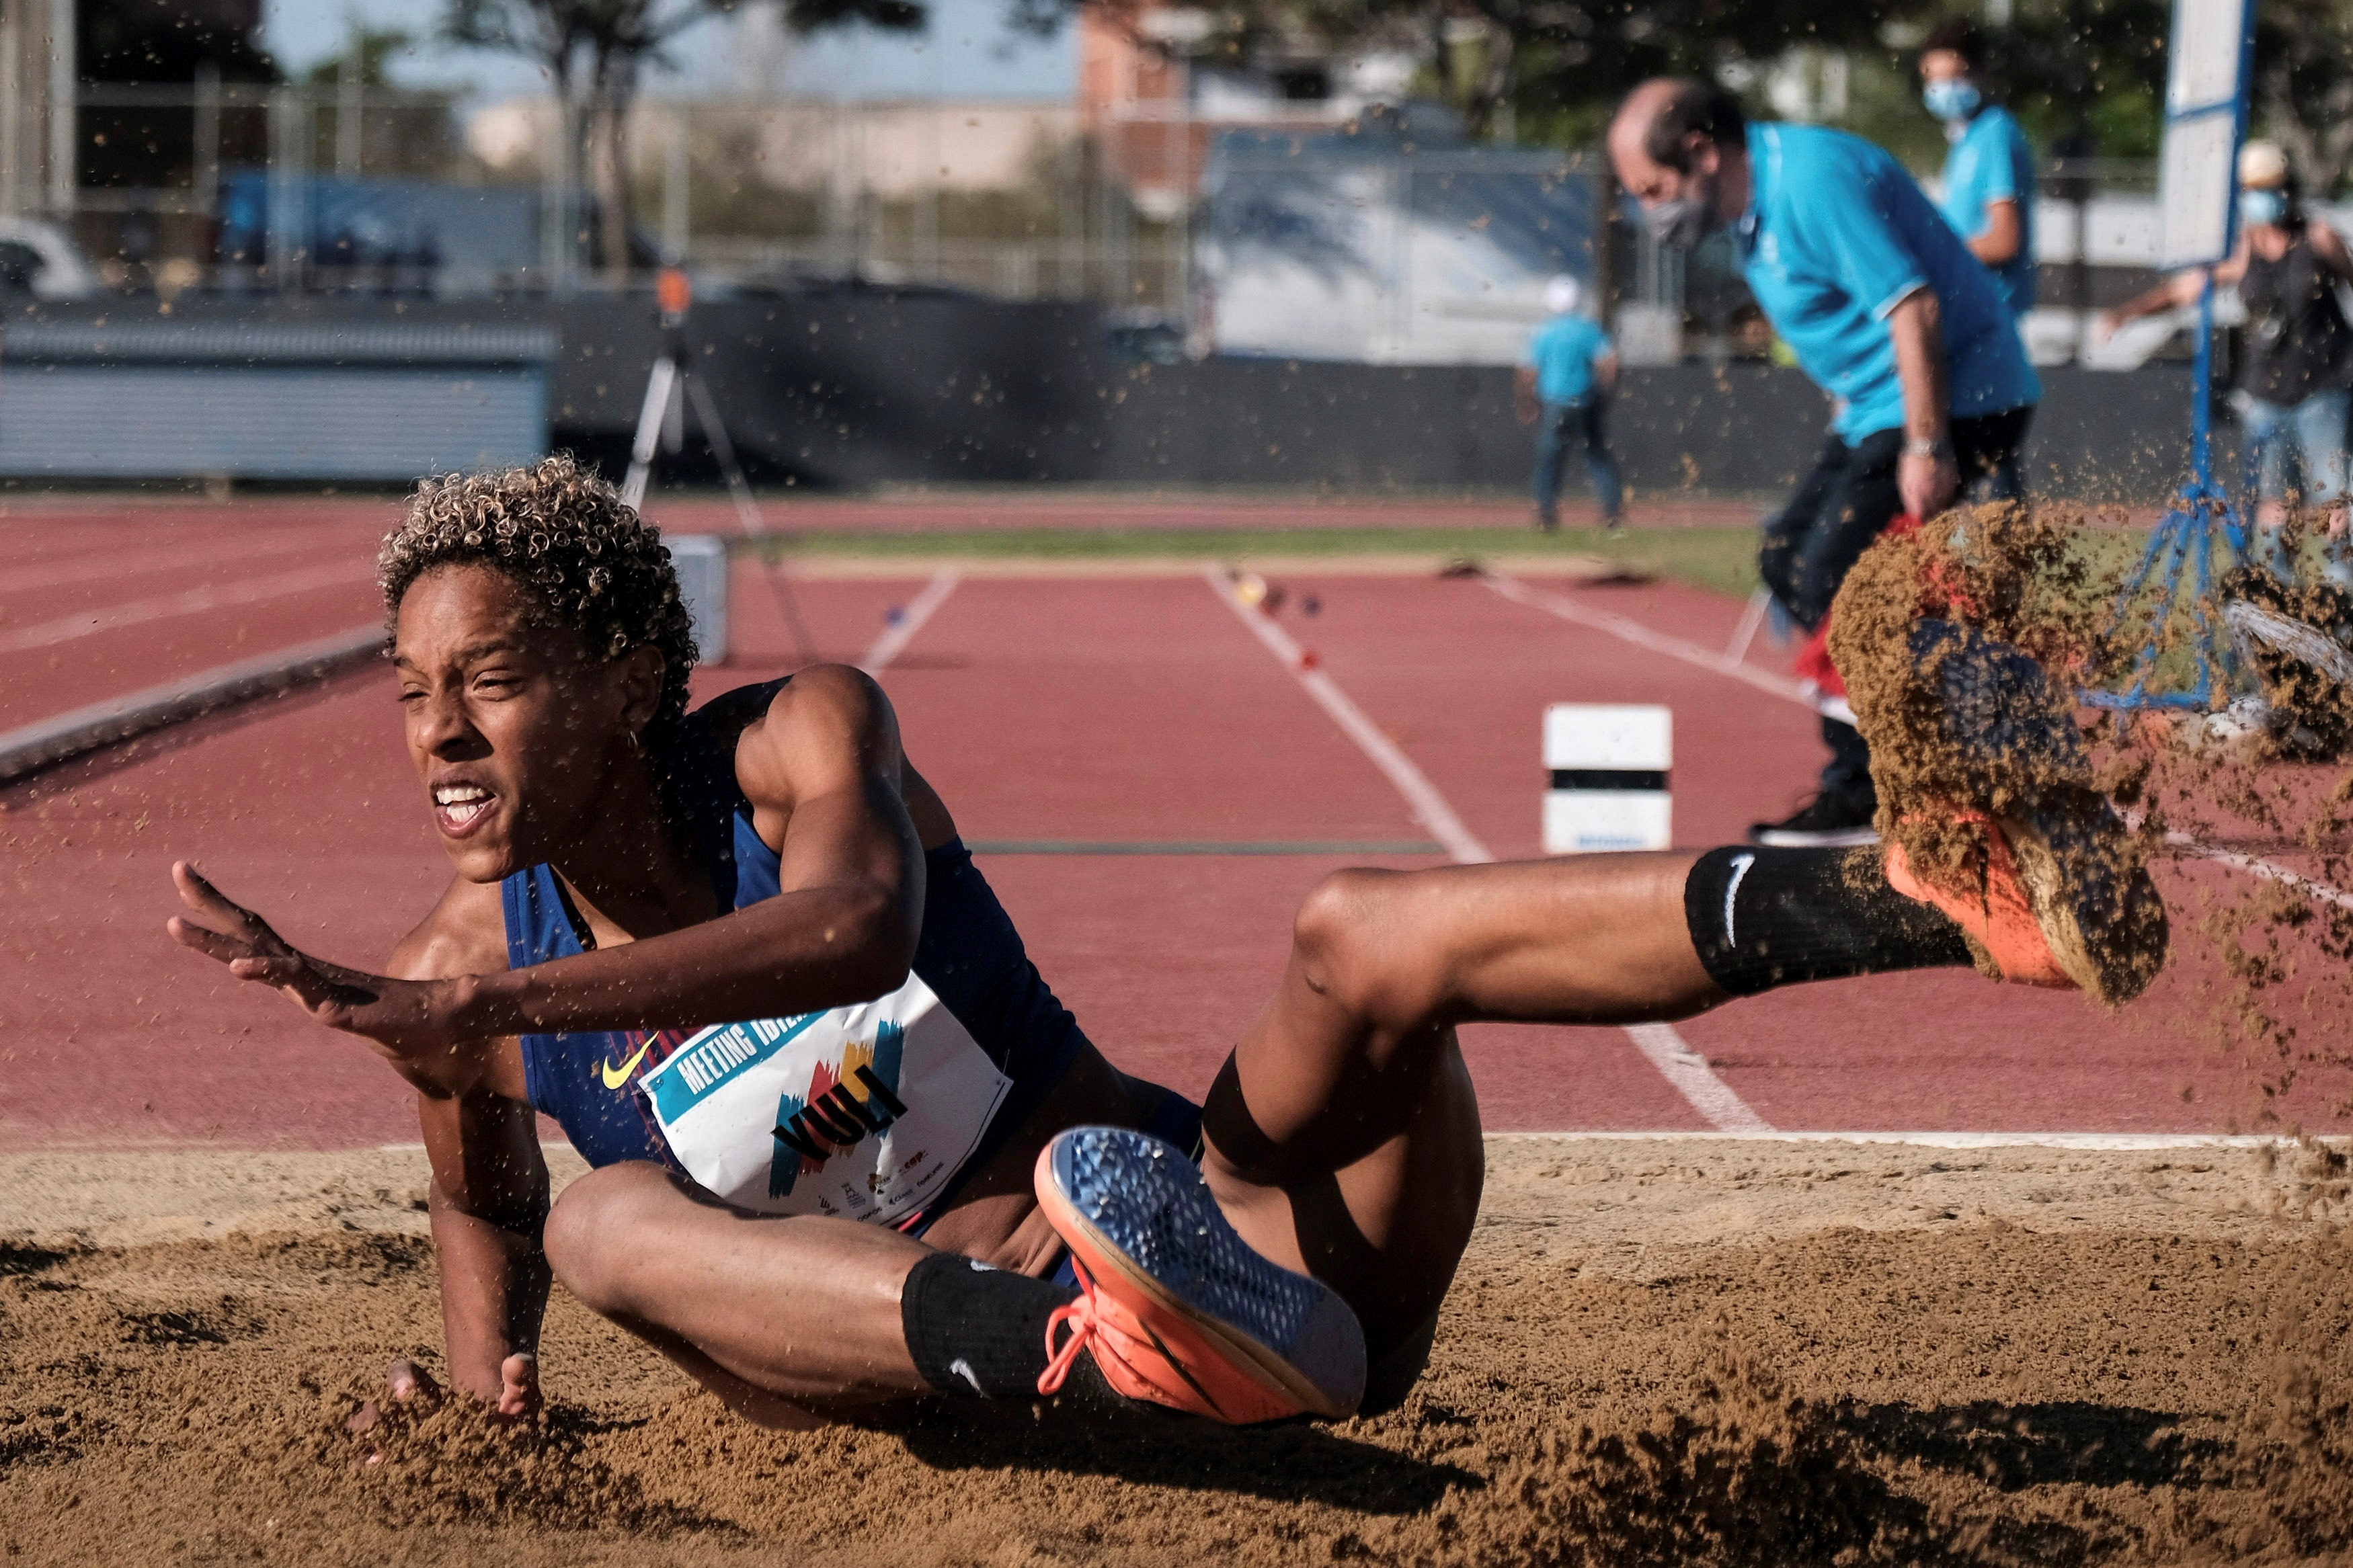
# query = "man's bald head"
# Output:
<box><xmin>1609</xmin><ymin>77</ymin><xmax>1749</xmax><ymax>243</ymax></box>
<box><xmin>1609</xmin><ymin>79</ymin><xmax>1746</xmax><ymax>181</ymax></box>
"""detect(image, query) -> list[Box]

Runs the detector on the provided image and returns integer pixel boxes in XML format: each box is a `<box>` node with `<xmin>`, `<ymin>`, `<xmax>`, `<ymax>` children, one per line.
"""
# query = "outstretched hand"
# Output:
<box><xmin>166</xmin><ymin>861</ymin><xmax>471</xmax><ymax>1063</ymax></box>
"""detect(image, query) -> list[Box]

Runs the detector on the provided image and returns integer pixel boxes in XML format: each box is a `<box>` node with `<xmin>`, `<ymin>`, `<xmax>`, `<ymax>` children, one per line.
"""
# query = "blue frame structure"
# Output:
<box><xmin>2084</xmin><ymin>0</ymin><xmax>2258</xmax><ymax>712</ymax></box>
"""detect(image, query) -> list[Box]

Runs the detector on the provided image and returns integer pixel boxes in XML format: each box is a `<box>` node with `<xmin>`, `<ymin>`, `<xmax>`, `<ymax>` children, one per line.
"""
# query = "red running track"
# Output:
<box><xmin>0</xmin><ymin>499</ymin><xmax>393</xmax><ymax>733</ymax></box>
<box><xmin>1</xmin><ymin>543</ymin><xmax>2342</xmax><ymax>1149</ymax></box>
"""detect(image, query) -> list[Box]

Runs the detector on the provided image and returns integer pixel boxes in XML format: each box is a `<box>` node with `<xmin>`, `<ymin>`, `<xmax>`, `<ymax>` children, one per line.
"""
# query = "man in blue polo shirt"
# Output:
<box><xmin>1608</xmin><ymin>79</ymin><xmax>2040</xmax><ymax>846</ymax></box>
<box><xmin>1517</xmin><ymin>274</ymin><xmax>1624</xmax><ymax>532</ymax></box>
<box><xmin>1921</xmin><ymin>19</ymin><xmax>2037</xmax><ymax>321</ymax></box>
<box><xmin>1923</xmin><ymin>19</ymin><xmax>2037</xmax><ymax>503</ymax></box>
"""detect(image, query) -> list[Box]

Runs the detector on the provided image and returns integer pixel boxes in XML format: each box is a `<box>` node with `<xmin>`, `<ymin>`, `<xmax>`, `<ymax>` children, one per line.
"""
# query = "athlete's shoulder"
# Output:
<box><xmin>387</xmin><ymin>876</ymin><xmax>510</xmax><ymax>982</ymax></box>
<box><xmin>727</xmin><ymin>664</ymin><xmax>900</xmax><ymax>807</ymax></box>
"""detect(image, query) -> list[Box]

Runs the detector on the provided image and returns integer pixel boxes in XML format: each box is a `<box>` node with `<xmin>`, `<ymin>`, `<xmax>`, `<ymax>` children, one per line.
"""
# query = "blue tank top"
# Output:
<box><xmin>498</xmin><ymin>684</ymin><xmax>1089</xmax><ymax>1208</ymax></box>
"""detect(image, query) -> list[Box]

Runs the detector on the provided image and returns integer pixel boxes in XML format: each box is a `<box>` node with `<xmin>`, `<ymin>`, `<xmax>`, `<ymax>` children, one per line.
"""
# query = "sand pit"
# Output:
<box><xmin>5</xmin><ymin>1137</ymin><xmax>2353</xmax><ymax>1565</ymax></box>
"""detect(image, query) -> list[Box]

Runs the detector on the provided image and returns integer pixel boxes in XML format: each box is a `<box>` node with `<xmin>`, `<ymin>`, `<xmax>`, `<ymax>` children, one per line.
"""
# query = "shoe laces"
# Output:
<box><xmin>1037</xmin><ymin>1256</ymin><xmax>1102</xmax><ymax>1397</ymax></box>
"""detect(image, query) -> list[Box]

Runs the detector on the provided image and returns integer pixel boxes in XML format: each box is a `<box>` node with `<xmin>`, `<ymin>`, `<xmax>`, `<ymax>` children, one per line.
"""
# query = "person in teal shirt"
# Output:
<box><xmin>1920</xmin><ymin>18</ymin><xmax>2037</xmax><ymax>319</ymax></box>
<box><xmin>1608</xmin><ymin>78</ymin><xmax>2040</xmax><ymax>846</ymax></box>
<box><xmin>1516</xmin><ymin>275</ymin><xmax>1624</xmax><ymax>531</ymax></box>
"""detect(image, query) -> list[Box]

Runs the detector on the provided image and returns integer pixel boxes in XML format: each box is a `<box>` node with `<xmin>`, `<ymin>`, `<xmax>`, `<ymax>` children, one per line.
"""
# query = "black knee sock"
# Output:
<box><xmin>1684</xmin><ymin>845</ymin><xmax>1973</xmax><ymax>997</ymax></box>
<box><xmin>900</xmin><ymin>1250</ymin><xmax>1129</xmax><ymax>1413</ymax></box>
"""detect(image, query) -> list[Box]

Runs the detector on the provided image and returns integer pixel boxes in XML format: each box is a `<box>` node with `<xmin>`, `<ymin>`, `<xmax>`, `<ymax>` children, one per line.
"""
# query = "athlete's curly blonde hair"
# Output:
<box><xmin>378</xmin><ymin>454</ymin><xmax>699</xmax><ymax>729</ymax></box>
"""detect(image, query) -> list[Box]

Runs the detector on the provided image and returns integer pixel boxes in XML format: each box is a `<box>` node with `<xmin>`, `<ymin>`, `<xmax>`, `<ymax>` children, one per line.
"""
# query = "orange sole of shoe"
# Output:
<box><xmin>1032</xmin><ymin>1147</ymin><xmax>1357</xmax><ymax>1421</ymax></box>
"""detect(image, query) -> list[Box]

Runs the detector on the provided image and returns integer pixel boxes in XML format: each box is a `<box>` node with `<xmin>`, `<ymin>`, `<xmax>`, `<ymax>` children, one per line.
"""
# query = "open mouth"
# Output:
<box><xmin>432</xmin><ymin>783</ymin><xmax>500</xmax><ymax>837</ymax></box>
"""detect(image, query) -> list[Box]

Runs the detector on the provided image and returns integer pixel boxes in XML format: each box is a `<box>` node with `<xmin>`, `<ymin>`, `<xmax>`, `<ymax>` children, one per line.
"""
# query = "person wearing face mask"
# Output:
<box><xmin>2100</xmin><ymin>141</ymin><xmax>2353</xmax><ymax>590</ymax></box>
<box><xmin>1921</xmin><ymin>19</ymin><xmax>2036</xmax><ymax>505</ymax></box>
<box><xmin>1921</xmin><ymin>20</ymin><xmax>2036</xmax><ymax>323</ymax></box>
<box><xmin>1607</xmin><ymin>79</ymin><xmax>2040</xmax><ymax>848</ymax></box>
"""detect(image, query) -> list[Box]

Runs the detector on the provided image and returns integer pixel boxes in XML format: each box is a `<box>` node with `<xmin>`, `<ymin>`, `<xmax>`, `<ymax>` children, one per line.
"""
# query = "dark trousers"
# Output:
<box><xmin>1759</xmin><ymin>403</ymin><xmax>2036</xmax><ymax>804</ymax></box>
<box><xmin>1532</xmin><ymin>397</ymin><xmax>1624</xmax><ymax>526</ymax></box>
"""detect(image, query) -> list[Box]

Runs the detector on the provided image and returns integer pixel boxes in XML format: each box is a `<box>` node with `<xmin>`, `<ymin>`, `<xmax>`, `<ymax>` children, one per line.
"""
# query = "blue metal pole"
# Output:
<box><xmin>2189</xmin><ymin>275</ymin><xmax>2216</xmax><ymax>493</ymax></box>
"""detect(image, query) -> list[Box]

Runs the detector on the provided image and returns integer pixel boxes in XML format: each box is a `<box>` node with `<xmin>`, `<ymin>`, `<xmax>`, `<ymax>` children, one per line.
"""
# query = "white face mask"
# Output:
<box><xmin>1644</xmin><ymin>175</ymin><xmax>1722</xmax><ymax>251</ymax></box>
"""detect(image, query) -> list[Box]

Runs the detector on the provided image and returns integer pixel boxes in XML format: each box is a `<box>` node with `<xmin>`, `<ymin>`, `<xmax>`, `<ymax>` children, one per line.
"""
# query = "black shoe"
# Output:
<box><xmin>1535</xmin><ymin>512</ymin><xmax>1559</xmax><ymax>533</ymax></box>
<box><xmin>1748</xmin><ymin>794</ymin><xmax>1880</xmax><ymax>848</ymax></box>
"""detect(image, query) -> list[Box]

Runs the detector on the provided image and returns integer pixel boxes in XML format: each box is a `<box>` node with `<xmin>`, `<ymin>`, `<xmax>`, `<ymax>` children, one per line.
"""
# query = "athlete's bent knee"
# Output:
<box><xmin>1291</xmin><ymin>868</ymin><xmax>1451</xmax><ymax>1030</ymax></box>
<box><xmin>543</xmin><ymin>1161</ymin><xmax>670</xmax><ymax>1312</ymax></box>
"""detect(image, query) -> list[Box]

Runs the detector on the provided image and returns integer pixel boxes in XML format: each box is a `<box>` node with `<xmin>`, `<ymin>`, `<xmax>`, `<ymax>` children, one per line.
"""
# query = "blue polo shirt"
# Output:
<box><xmin>1939</xmin><ymin>106</ymin><xmax>2038</xmax><ymax>316</ymax></box>
<box><xmin>1739</xmin><ymin>122</ymin><xmax>2039</xmax><ymax>444</ymax></box>
<box><xmin>1521</xmin><ymin>315</ymin><xmax>1613</xmax><ymax>404</ymax></box>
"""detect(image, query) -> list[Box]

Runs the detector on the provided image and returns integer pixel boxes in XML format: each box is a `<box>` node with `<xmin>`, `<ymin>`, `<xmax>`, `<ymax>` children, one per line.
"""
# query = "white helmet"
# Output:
<box><xmin>1544</xmin><ymin>274</ymin><xmax>1583</xmax><ymax>316</ymax></box>
<box><xmin>2239</xmin><ymin>140</ymin><xmax>2290</xmax><ymax>190</ymax></box>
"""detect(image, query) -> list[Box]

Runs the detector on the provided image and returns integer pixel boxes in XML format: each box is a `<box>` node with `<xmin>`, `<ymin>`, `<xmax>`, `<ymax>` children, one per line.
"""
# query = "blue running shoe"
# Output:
<box><xmin>1032</xmin><ymin>1125</ymin><xmax>1366</xmax><ymax>1423</ymax></box>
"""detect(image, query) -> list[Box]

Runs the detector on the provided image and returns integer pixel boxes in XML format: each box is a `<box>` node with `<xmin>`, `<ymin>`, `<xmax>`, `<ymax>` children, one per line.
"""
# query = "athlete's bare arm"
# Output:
<box><xmin>372</xmin><ymin>880</ymin><xmax>551</xmax><ymax>1414</ymax></box>
<box><xmin>167</xmin><ymin>665</ymin><xmax>927</xmax><ymax>1071</ymax></box>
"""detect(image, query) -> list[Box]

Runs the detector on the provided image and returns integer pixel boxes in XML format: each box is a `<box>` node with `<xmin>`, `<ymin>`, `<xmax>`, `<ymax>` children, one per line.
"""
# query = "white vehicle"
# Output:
<box><xmin>0</xmin><ymin>218</ymin><xmax>99</xmax><ymax>298</ymax></box>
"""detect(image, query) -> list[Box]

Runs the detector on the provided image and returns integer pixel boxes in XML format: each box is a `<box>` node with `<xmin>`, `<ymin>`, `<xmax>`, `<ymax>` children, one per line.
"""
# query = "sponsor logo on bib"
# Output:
<box><xmin>634</xmin><ymin>975</ymin><xmax>1011</xmax><ymax>1224</ymax></box>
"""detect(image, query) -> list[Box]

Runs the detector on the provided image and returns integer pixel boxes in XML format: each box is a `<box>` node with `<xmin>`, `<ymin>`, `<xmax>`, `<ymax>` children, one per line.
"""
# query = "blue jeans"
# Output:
<box><xmin>1533</xmin><ymin>397</ymin><xmax>1624</xmax><ymax>526</ymax></box>
<box><xmin>2241</xmin><ymin>388</ymin><xmax>2353</xmax><ymax>588</ymax></box>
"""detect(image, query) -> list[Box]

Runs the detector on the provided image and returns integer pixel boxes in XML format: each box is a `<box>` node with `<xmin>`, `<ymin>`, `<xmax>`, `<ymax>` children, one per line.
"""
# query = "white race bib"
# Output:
<box><xmin>637</xmin><ymin>973</ymin><xmax>1012</xmax><ymax>1224</ymax></box>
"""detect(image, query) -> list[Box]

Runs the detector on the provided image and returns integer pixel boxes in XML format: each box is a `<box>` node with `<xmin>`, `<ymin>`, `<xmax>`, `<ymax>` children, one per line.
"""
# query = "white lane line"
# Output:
<box><xmin>1486</xmin><ymin>570</ymin><xmax>2353</xmax><ymax>913</ymax></box>
<box><xmin>1204</xmin><ymin>566</ymin><xmax>1774</xmax><ymax>1134</ymax></box>
<box><xmin>2161</xmin><ymin>829</ymin><xmax>2353</xmax><ymax>911</ymax></box>
<box><xmin>1206</xmin><ymin>567</ymin><xmax>1488</xmax><ymax>864</ymax></box>
<box><xmin>1622</xmin><ymin>1023</ymin><xmax>1775</xmax><ymax>1133</ymax></box>
<box><xmin>1493</xmin><ymin>1129</ymin><xmax>2334</xmax><ymax>1149</ymax></box>
<box><xmin>1724</xmin><ymin>585</ymin><xmax>1773</xmax><ymax>662</ymax></box>
<box><xmin>1482</xmin><ymin>570</ymin><xmax>1811</xmax><ymax>707</ymax></box>
<box><xmin>0</xmin><ymin>530</ymin><xmax>360</xmax><ymax>597</ymax></box>
<box><xmin>858</xmin><ymin>569</ymin><xmax>961</xmax><ymax>676</ymax></box>
<box><xmin>0</xmin><ymin>559</ymin><xmax>376</xmax><ymax>655</ymax></box>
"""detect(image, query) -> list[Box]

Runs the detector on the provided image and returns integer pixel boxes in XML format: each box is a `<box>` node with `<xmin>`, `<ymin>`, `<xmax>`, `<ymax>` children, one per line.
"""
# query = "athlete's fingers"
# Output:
<box><xmin>387</xmin><ymin>1358</ymin><xmax>440</xmax><ymax>1403</ymax></box>
<box><xmin>167</xmin><ymin>914</ymin><xmax>257</xmax><ymax>965</ymax></box>
<box><xmin>171</xmin><ymin>861</ymin><xmax>284</xmax><ymax>948</ymax></box>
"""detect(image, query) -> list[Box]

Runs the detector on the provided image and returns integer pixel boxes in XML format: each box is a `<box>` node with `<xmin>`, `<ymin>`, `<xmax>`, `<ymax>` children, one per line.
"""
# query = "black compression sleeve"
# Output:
<box><xmin>1684</xmin><ymin>845</ymin><xmax>1972</xmax><ymax>997</ymax></box>
<box><xmin>900</xmin><ymin>1250</ymin><xmax>1127</xmax><ymax>1412</ymax></box>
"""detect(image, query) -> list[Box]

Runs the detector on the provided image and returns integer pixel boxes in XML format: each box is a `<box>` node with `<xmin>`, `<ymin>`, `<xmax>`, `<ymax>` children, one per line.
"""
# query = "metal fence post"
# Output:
<box><xmin>193</xmin><ymin>62</ymin><xmax>220</xmax><ymax>224</ymax></box>
<box><xmin>267</xmin><ymin>86</ymin><xmax>308</xmax><ymax>291</ymax></box>
<box><xmin>540</xmin><ymin>93</ymin><xmax>570</xmax><ymax>292</ymax></box>
<box><xmin>661</xmin><ymin>104</ymin><xmax>688</xmax><ymax>262</ymax></box>
<box><xmin>0</xmin><ymin>6</ymin><xmax>20</xmax><ymax>217</ymax></box>
<box><xmin>337</xmin><ymin>68</ymin><xmax>362</xmax><ymax>175</ymax></box>
<box><xmin>46</xmin><ymin>0</ymin><xmax>73</xmax><ymax>220</ymax></box>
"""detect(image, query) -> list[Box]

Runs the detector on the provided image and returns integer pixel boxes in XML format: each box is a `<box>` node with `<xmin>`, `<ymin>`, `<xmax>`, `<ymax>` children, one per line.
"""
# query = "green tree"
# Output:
<box><xmin>2254</xmin><ymin>0</ymin><xmax>2353</xmax><ymax>196</ymax></box>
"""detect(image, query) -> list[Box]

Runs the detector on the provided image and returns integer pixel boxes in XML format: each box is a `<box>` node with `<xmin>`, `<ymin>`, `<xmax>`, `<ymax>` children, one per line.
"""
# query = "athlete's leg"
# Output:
<box><xmin>543</xmin><ymin>1044</ymin><xmax>1154</xmax><ymax>1421</ymax></box>
<box><xmin>543</xmin><ymin>1163</ymin><xmax>929</xmax><ymax>1411</ymax></box>
<box><xmin>1200</xmin><ymin>851</ymin><xmax>1711</xmax><ymax>1393</ymax></box>
<box><xmin>1191</xmin><ymin>828</ymin><xmax>2026</xmax><ymax>1414</ymax></box>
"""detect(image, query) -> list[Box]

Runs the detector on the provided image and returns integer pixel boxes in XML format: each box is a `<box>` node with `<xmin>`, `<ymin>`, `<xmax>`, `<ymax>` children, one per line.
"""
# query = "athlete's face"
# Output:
<box><xmin>393</xmin><ymin>564</ymin><xmax>661</xmax><ymax>882</ymax></box>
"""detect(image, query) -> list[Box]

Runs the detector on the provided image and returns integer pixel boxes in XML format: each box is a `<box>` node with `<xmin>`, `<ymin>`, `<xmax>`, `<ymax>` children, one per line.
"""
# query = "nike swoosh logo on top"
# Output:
<box><xmin>600</xmin><ymin>1042</ymin><xmax>653</xmax><ymax>1090</ymax></box>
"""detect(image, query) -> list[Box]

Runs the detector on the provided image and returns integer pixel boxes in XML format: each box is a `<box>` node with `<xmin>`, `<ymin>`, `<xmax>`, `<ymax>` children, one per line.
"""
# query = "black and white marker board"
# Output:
<box><xmin>1542</xmin><ymin>704</ymin><xmax>1671</xmax><ymax>854</ymax></box>
<box><xmin>2155</xmin><ymin>0</ymin><xmax>2256</xmax><ymax>270</ymax></box>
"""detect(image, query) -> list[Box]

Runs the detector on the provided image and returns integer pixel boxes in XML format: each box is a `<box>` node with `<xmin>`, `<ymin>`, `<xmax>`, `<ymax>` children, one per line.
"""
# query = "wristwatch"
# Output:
<box><xmin>1903</xmin><ymin>436</ymin><xmax>1953</xmax><ymax>460</ymax></box>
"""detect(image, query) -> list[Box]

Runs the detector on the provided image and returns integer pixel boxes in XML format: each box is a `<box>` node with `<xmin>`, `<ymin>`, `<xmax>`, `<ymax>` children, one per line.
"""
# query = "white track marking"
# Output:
<box><xmin>0</xmin><ymin>560</ymin><xmax>376</xmax><ymax>655</ymax></box>
<box><xmin>1207</xmin><ymin>567</ymin><xmax>1488</xmax><ymax>863</ymax></box>
<box><xmin>2161</xmin><ymin>829</ymin><xmax>2353</xmax><ymax>911</ymax></box>
<box><xmin>1482</xmin><ymin>571</ymin><xmax>1811</xmax><ymax>706</ymax></box>
<box><xmin>1492</xmin><ymin>1129</ymin><xmax>2337</xmax><ymax>1149</ymax></box>
<box><xmin>1622</xmin><ymin>1024</ymin><xmax>1775</xmax><ymax>1132</ymax></box>
<box><xmin>0</xmin><ymin>530</ymin><xmax>352</xmax><ymax>596</ymax></box>
<box><xmin>1723</xmin><ymin>585</ymin><xmax>1773</xmax><ymax>663</ymax></box>
<box><xmin>1205</xmin><ymin>566</ymin><xmax>1774</xmax><ymax>1134</ymax></box>
<box><xmin>858</xmin><ymin>569</ymin><xmax>961</xmax><ymax>675</ymax></box>
<box><xmin>1484</xmin><ymin>569</ymin><xmax>2353</xmax><ymax>916</ymax></box>
<box><xmin>377</xmin><ymin>1130</ymin><xmax>2336</xmax><ymax>1154</ymax></box>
